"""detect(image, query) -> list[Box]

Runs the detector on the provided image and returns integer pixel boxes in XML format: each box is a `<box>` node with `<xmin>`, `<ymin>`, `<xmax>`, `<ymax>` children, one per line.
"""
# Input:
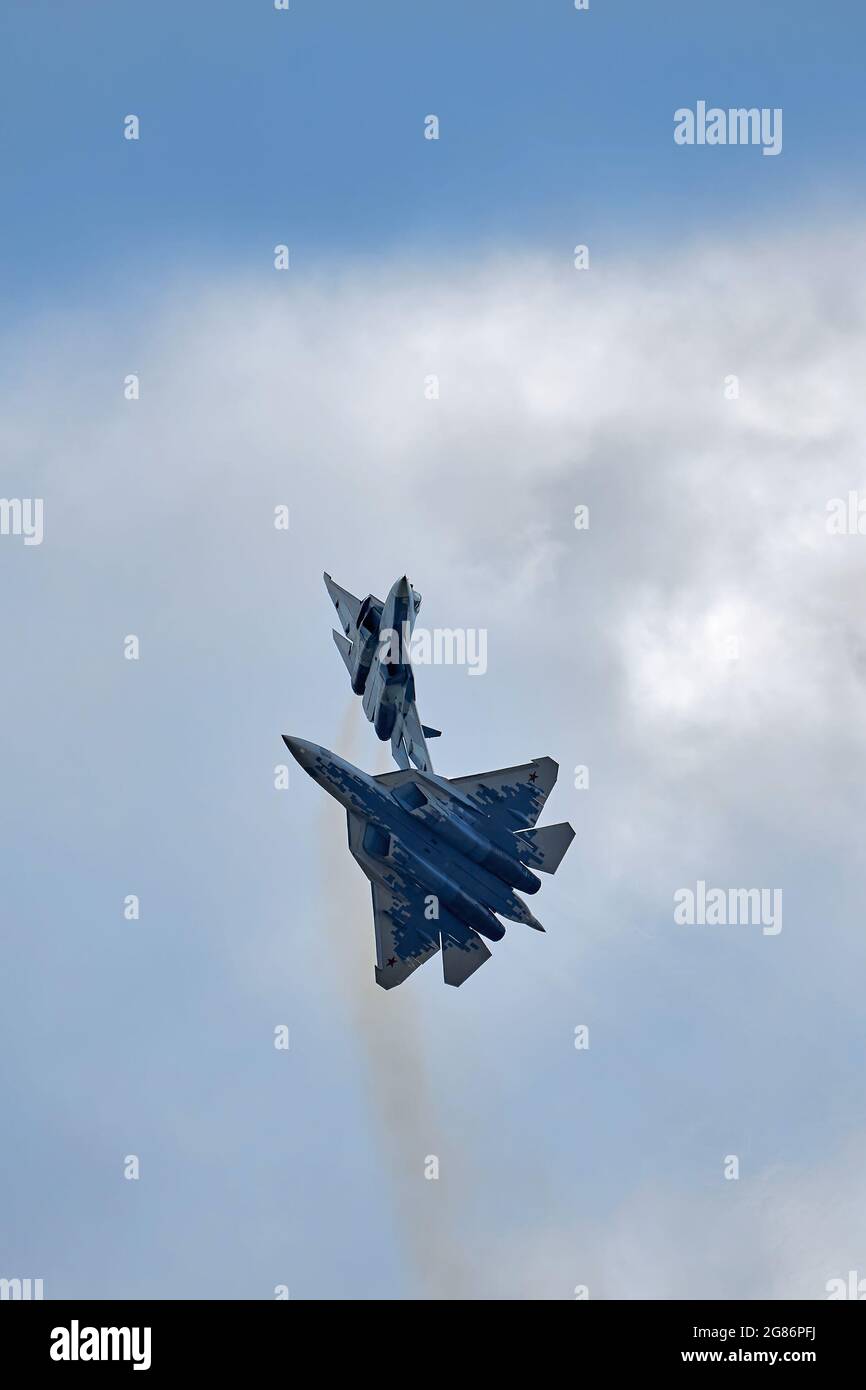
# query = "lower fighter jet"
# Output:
<box><xmin>283</xmin><ymin>736</ymin><xmax>575</xmax><ymax>988</ymax></box>
<box><xmin>324</xmin><ymin>571</ymin><xmax>440</xmax><ymax>772</ymax></box>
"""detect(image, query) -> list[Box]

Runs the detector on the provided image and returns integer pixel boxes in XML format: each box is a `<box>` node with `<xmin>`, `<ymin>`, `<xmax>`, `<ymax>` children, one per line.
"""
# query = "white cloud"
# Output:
<box><xmin>487</xmin><ymin>1135</ymin><xmax>866</xmax><ymax>1300</ymax></box>
<box><xmin>3</xmin><ymin>224</ymin><xmax>866</xmax><ymax>1297</ymax></box>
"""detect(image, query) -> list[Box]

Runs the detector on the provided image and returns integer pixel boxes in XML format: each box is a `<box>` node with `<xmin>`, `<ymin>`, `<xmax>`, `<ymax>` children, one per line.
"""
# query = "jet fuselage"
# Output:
<box><xmin>325</xmin><ymin>571</ymin><xmax>438</xmax><ymax>771</ymax></box>
<box><xmin>284</xmin><ymin>737</ymin><xmax>543</xmax><ymax>940</ymax></box>
<box><xmin>361</xmin><ymin>576</ymin><xmax>421</xmax><ymax>740</ymax></box>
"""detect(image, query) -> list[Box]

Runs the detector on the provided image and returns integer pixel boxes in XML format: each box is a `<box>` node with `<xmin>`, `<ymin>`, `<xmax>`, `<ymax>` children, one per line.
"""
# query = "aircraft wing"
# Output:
<box><xmin>448</xmin><ymin>757</ymin><xmax>559</xmax><ymax>830</ymax></box>
<box><xmin>372</xmin><ymin>879</ymin><xmax>491</xmax><ymax>989</ymax></box>
<box><xmin>324</xmin><ymin>572</ymin><xmax>381</xmax><ymax>639</ymax></box>
<box><xmin>370</xmin><ymin>877</ymin><xmax>441</xmax><ymax>989</ymax></box>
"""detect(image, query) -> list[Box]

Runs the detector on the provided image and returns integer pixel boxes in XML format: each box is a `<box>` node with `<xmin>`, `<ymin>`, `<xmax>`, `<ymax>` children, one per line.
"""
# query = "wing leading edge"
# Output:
<box><xmin>447</xmin><ymin>757</ymin><xmax>559</xmax><ymax>830</ymax></box>
<box><xmin>323</xmin><ymin>572</ymin><xmax>361</xmax><ymax>636</ymax></box>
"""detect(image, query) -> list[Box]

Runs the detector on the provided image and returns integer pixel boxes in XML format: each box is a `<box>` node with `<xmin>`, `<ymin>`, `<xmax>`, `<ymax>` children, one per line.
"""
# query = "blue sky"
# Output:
<box><xmin>3</xmin><ymin>3</ymin><xmax>866</xmax><ymax>1301</ymax></box>
<box><xmin>2</xmin><ymin>0</ymin><xmax>864</xmax><ymax>311</ymax></box>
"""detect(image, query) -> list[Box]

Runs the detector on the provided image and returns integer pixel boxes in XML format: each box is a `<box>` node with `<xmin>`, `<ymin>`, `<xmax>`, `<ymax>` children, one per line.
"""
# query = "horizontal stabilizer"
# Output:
<box><xmin>421</xmin><ymin>725</ymin><xmax>441</xmax><ymax>739</ymax></box>
<box><xmin>332</xmin><ymin>629</ymin><xmax>354</xmax><ymax>674</ymax></box>
<box><xmin>514</xmin><ymin>821</ymin><xmax>575</xmax><ymax>874</ymax></box>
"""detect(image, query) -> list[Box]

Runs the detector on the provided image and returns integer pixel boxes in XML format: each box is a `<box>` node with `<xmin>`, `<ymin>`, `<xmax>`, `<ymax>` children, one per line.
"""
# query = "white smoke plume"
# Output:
<box><xmin>317</xmin><ymin>701</ymin><xmax>472</xmax><ymax>1297</ymax></box>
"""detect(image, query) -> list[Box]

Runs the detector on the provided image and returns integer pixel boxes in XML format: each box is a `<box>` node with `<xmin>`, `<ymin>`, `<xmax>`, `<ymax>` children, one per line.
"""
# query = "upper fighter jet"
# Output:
<box><xmin>283</xmin><ymin>735</ymin><xmax>575</xmax><ymax>988</ymax></box>
<box><xmin>324</xmin><ymin>572</ymin><xmax>440</xmax><ymax>772</ymax></box>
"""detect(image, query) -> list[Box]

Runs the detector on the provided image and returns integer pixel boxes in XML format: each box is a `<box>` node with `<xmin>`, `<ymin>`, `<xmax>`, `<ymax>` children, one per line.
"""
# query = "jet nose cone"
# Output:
<box><xmin>395</xmin><ymin>575</ymin><xmax>412</xmax><ymax>599</ymax></box>
<box><xmin>282</xmin><ymin>735</ymin><xmax>317</xmax><ymax>770</ymax></box>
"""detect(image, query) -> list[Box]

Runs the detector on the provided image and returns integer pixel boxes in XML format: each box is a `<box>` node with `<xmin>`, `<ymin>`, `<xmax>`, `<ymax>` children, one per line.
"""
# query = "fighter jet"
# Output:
<box><xmin>324</xmin><ymin>572</ymin><xmax>440</xmax><ymax>772</ymax></box>
<box><xmin>283</xmin><ymin>735</ymin><xmax>575</xmax><ymax>988</ymax></box>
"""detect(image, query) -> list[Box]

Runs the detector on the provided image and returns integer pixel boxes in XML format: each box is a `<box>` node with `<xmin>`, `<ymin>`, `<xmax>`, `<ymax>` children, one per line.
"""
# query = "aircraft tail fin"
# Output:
<box><xmin>390</xmin><ymin>729</ymin><xmax>411</xmax><ymax>771</ymax></box>
<box><xmin>422</xmin><ymin>725</ymin><xmax>441</xmax><ymax>739</ymax></box>
<box><xmin>400</xmin><ymin>702</ymin><xmax>434</xmax><ymax>773</ymax></box>
<box><xmin>440</xmin><ymin>913</ymin><xmax>491</xmax><ymax>987</ymax></box>
<box><xmin>332</xmin><ymin>629</ymin><xmax>354</xmax><ymax>674</ymax></box>
<box><xmin>513</xmin><ymin>822</ymin><xmax>575</xmax><ymax>874</ymax></box>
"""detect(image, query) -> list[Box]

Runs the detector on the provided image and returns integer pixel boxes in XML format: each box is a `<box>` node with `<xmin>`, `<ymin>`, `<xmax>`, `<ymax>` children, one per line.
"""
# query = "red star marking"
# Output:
<box><xmin>529</xmin><ymin>771</ymin><xmax>538</xmax><ymax>783</ymax></box>
<box><xmin>387</xmin><ymin>956</ymin><xmax>397</xmax><ymax>967</ymax></box>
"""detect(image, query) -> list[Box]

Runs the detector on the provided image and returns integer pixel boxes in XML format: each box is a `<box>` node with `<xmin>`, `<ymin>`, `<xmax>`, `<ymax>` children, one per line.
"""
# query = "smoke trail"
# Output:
<box><xmin>318</xmin><ymin>701</ymin><xmax>473</xmax><ymax>1298</ymax></box>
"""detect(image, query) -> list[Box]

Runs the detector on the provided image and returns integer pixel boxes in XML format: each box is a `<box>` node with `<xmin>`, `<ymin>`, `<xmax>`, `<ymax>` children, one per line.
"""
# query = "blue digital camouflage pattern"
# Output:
<box><xmin>283</xmin><ymin>736</ymin><xmax>575</xmax><ymax>989</ymax></box>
